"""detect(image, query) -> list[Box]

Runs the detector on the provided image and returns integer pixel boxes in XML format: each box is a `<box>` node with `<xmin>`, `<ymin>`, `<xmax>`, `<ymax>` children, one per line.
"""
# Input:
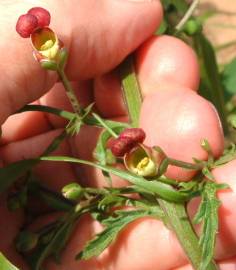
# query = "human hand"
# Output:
<box><xmin>0</xmin><ymin>1</ymin><xmax>236</xmax><ymax>270</ymax></box>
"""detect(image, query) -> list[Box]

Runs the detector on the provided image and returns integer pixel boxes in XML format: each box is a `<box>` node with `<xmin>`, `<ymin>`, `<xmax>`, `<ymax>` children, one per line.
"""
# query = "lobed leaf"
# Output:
<box><xmin>77</xmin><ymin>209</ymin><xmax>161</xmax><ymax>260</ymax></box>
<box><xmin>193</xmin><ymin>182</ymin><xmax>222</xmax><ymax>270</ymax></box>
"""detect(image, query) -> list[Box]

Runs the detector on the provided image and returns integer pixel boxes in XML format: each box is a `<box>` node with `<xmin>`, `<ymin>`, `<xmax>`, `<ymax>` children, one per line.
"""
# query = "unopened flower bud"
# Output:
<box><xmin>62</xmin><ymin>183</ymin><xmax>84</xmax><ymax>201</ymax></box>
<box><xmin>15</xmin><ymin>231</ymin><xmax>38</xmax><ymax>253</ymax></box>
<box><xmin>16</xmin><ymin>14</ymin><xmax>38</xmax><ymax>38</ymax></box>
<box><xmin>184</xmin><ymin>19</ymin><xmax>202</xmax><ymax>36</ymax></box>
<box><xmin>110</xmin><ymin>137</ymin><xmax>135</xmax><ymax>157</ymax></box>
<box><xmin>28</xmin><ymin>7</ymin><xmax>51</xmax><ymax>28</ymax></box>
<box><xmin>119</xmin><ymin>128</ymin><xmax>146</xmax><ymax>144</ymax></box>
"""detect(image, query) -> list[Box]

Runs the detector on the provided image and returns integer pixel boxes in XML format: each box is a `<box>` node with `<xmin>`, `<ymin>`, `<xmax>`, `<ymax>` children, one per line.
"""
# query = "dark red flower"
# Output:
<box><xmin>16</xmin><ymin>14</ymin><xmax>38</xmax><ymax>38</ymax></box>
<box><xmin>28</xmin><ymin>7</ymin><xmax>51</xmax><ymax>28</ymax></box>
<box><xmin>119</xmin><ymin>128</ymin><xmax>146</xmax><ymax>144</ymax></box>
<box><xmin>110</xmin><ymin>137</ymin><xmax>136</xmax><ymax>157</ymax></box>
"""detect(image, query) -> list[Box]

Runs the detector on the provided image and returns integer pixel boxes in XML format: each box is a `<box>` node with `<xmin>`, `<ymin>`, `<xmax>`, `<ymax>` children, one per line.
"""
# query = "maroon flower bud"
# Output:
<box><xmin>28</xmin><ymin>7</ymin><xmax>51</xmax><ymax>28</ymax></box>
<box><xmin>110</xmin><ymin>137</ymin><xmax>136</xmax><ymax>157</ymax></box>
<box><xmin>16</xmin><ymin>14</ymin><xmax>38</xmax><ymax>38</ymax></box>
<box><xmin>119</xmin><ymin>128</ymin><xmax>146</xmax><ymax>144</ymax></box>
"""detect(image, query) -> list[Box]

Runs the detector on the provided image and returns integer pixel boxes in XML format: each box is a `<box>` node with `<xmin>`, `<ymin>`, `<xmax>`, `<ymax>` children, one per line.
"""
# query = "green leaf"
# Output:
<box><xmin>193</xmin><ymin>33</ymin><xmax>228</xmax><ymax>134</ymax></box>
<box><xmin>119</xmin><ymin>56</ymin><xmax>143</xmax><ymax>127</ymax></box>
<box><xmin>221</xmin><ymin>57</ymin><xmax>236</xmax><ymax>100</ymax></box>
<box><xmin>94</xmin><ymin>126</ymin><xmax>124</xmax><ymax>165</ymax></box>
<box><xmin>0</xmin><ymin>159</ymin><xmax>38</xmax><ymax>194</ymax></box>
<box><xmin>0</xmin><ymin>253</ymin><xmax>19</xmax><ymax>270</ymax></box>
<box><xmin>193</xmin><ymin>182</ymin><xmax>222</xmax><ymax>270</ymax></box>
<box><xmin>77</xmin><ymin>209</ymin><xmax>160</xmax><ymax>260</ymax></box>
<box><xmin>18</xmin><ymin>104</ymin><xmax>74</xmax><ymax>121</ymax></box>
<box><xmin>214</xmin><ymin>144</ymin><xmax>236</xmax><ymax>167</ymax></box>
<box><xmin>40</xmin><ymin>155</ymin><xmax>190</xmax><ymax>202</ymax></box>
<box><xmin>27</xmin><ymin>217</ymin><xmax>76</xmax><ymax>270</ymax></box>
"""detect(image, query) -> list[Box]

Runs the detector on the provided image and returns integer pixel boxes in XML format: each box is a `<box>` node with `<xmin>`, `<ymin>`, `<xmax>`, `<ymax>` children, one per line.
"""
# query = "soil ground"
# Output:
<box><xmin>200</xmin><ymin>0</ymin><xmax>236</xmax><ymax>64</ymax></box>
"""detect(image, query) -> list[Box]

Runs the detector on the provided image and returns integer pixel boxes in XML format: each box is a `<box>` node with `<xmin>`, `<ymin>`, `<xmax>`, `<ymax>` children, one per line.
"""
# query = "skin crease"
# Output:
<box><xmin>93</xmin><ymin>35</ymin><xmax>200</xmax><ymax>119</ymax></box>
<box><xmin>94</xmin><ymin>69</ymin><xmax>127</xmax><ymax>118</ymax></box>
<box><xmin>0</xmin><ymin>101</ymin><xmax>51</xmax><ymax>145</ymax></box>
<box><xmin>139</xmin><ymin>86</ymin><xmax>225</xmax><ymax>181</ymax></box>
<box><xmin>1</xmin><ymin>1</ymin><xmax>236</xmax><ymax>270</ymax></box>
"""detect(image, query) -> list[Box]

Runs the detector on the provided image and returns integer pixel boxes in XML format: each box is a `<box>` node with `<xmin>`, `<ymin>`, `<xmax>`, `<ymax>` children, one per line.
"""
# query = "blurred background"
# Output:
<box><xmin>200</xmin><ymin>0</ymin><xmax>236</xmax><ymax>64</ymax></box>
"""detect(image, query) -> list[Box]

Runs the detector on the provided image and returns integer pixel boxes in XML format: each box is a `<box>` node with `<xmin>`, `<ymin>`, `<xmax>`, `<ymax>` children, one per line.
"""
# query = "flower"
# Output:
<box><xmin>109</xmin><ymin>128</ymin><xmax>146</xmax><ymax>157</ymax></box>
<box><xmin>16</xmin><ymin>7</ymin><xmax>61</xmax><ymax>63</ymax></box>
<box><xmin>31</xmin><ymin>27</ymin><xmax>60</xmax><ymax>61</ymax></box>
<box><xmin>124</xmin><ymin>144</ymin><xmax>158</xmax><ymax>177</ymax></box>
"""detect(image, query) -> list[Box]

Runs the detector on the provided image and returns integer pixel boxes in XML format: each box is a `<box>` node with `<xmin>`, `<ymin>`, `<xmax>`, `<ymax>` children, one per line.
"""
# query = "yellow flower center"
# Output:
<box><xmin>40</xmin><ymin>39</ymin><xmax>54</xmax><ymax>51</ymax></box>
<box><xmin>133</xmin><ymin>157</ymin><xmax>157</xmax><ymax>177</ymax></box>
<box><xmin>31</xmin><ymin>27</ymin><xmax>60</xmax><ymax>61</ymax></box>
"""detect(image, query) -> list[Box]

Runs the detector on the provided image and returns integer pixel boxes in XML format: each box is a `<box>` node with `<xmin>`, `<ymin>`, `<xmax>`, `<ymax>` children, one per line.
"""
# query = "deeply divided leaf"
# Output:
<box><xmin>193</xmin><ymin>182</ymin><xmax>222</xmax><ymax>270</ymax></box>
<box><xmin>77</xmin><ymin>209</ymin><xmax>162</xmax><ymax>260</ymax></box>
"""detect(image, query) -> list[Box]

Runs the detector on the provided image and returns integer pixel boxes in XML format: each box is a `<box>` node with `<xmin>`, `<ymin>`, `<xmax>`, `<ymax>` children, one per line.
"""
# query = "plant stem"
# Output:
<box><xmin>119</xmin><ymin>56</ymin><xmax>218</xmax><ymax>269</ymax></box>
<box><xmin>92</xmin><ymin>113</ymin><xmax>118</xmax><ymax>138</ymax></box>
<box><xmin>175</xmin><ymin>0</ymin><xmax>200</xmax><ymax>32</ymax></box>
<box><xmin>18</xmin><ymin>104</ymin><xmax>74</xmax><ymax>121</ymax></box>
<box><xmin>119</xmin><ymin>56</ymin><xmax>142</xmax><ymax>127</ymax></box>
<box><xmin>57</xmin><ymin>68</ymin><xmax>81</xmax><ymax>115</ymax></box>
<box><xmin>167</xmin><ymin>157</ymin><xmax>204</xmax><ymax>170</ymax></box>
<box><xmin>157</xmin><ymin>200</ymin><xmax>218</xmax><ymax>270</ymax></box>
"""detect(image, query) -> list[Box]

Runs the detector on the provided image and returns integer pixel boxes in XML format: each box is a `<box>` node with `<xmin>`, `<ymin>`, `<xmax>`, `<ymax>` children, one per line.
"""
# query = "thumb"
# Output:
<box><xmin>0</xmin><ymin>0</ymin><xmax>162</xmax><ymax>124</ymax></box>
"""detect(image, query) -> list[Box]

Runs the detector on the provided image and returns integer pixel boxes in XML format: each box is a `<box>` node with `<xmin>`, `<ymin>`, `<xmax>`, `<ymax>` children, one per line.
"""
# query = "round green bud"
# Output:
<box><xmin>184</xmin><ymin>19</ymin><xmax>202</xmax><ymax>36</ymax></box>
<box><xmin>62</xmin><ymin>182</ymin><xmax>84</xmax><ymax>201</ymax></box>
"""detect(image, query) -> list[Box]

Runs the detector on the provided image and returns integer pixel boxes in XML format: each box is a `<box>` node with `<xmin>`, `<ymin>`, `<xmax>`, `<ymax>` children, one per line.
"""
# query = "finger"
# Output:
<box><xmin>94</xmin><ymin>69</ymin><xmax>127</xmax><ymax>118</ymax></box>
<box><xmin>0</xmin><ymin>0</ymin><xmax>163</xmax><ymax>124</ymax></box>
<box><xmin>188</xmin><ymin>159</ymin><xmax>236</xmax><ymax>260</ymax></box>
<box><xmin>0</xmin><ymin>129</ymin><xmax>77</xmax><ymax>191</ymax></box>
<box><xmin>174</xmin><ymin>257</ymin><xmax>236</xmax><ymax>270</ymax></box>
<box><xmin>43</xmin><ymin>214</ymin><xmax>187</xmax><ymax>270</ymax></box>
<box><xmin>40</xmin><ymin>80</ymin><xmax>93</xmax><ymax>128</ymax></box>
<box><xmin>0</xmin><ymin>194</ymin><xmax>28</xmax><ymax>269</ymax></box>
<box><xmin>135</xmin><ymin>35</ymin><xmax>200</xmax><ymax>95</ymax></box>
<box><xmin>139</xmin><ymin>86</ymin><xmax>224</xmax><ymax>181</ymax></box>
<box><xmin>0</xmin><ymin>102</ymin><xmax>51</xmax><ymax>145</ymax></box>
<box><xmin>93</xmin><ymin>35</ymin><xmax>200</xmax><ymax>119</ymax></box>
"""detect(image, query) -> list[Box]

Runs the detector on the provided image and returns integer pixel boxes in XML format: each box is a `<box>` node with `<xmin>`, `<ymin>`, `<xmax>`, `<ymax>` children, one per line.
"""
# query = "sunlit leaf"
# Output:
<box><xmin>0</xmin><ymin>253</ymin><xmax>19</xmax><ymax>270</ymax></box>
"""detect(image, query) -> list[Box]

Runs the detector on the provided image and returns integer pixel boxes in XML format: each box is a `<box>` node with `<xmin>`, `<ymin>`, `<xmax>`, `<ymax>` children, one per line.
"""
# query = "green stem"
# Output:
<box><xmin>175</xmin><ymin>0</ymin><xmax>200</xmax><ymax>32</ymax></box>
<box><xmin>92</xmin><ymin>113</ymin><xmax>118</xmax><ymax>138</ymax></box>
<box><xmin>157</xmin><ymin>200</ymin><xmax>218</xmax><ymax>270</ymax></box>
<box><xmin>18</xmin><ymin>104</ymin><xmax>74</xmax><ymax>121</ymax></box>
<box><xmin>119</xmin><ymin>56</ymin><xmax>218</xmax><ymax>270</ymax></box>
<box><xmin>57</xmin><ymin>68</ymin><xmax>81</xmax><ymax>115</ymax></box>
<box><xmin>167</xmin><ymin>157</ymin><xmax>204</xmax><ymax>170</ymax></box>
<box><xmin>119</xmin><ymin>56</ymin><xmax>142</xmax><ymax>127</ymax></box>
